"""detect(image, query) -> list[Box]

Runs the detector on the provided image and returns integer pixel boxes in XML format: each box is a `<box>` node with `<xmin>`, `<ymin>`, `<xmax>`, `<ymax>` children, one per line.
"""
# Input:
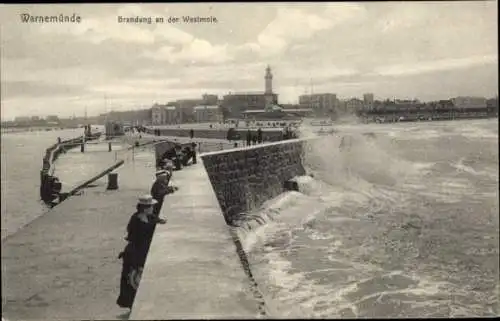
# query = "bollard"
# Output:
<box><xmin>108</xmin><ymin>142</ymin><xmax>112</xmax><ymax>152</ymax></box>
<box><xmin>107</xmin><ymin>172</ymin><xmax>119</xmax><ymax>190</ymax></box>
<box><xmin>80</xmin><ymin>143</ymin><xmax>85</xmax><ymax>153</ymax></box>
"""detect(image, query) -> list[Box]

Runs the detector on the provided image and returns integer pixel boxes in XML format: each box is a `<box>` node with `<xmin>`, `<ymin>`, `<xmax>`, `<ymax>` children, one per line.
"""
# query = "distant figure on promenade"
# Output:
<box><xmin>189</xmin><ymin>129</ymin><xmax>194</xmax><ymax>139</ymax></box>
<box><xmin>117</xmin><ymin>195</ymin><xmax>166</xmax><ymax>310</ymax></box>
<box><xmin>173</xmin><ymin>144</ymin><xmax>183</xmax><ymax>170</ymax></box>
<box><xmin>257</xmin><ymin>128</ymin><xmax>263</xmax><ymax>144</ymax></box>
<box><xmin>252</xmin><ymin>134</ymin><xmax>257</xmax><ymax>145</ymax></box>
<box><xmin>181</xmin><ymin>145</ymin><xmax>196</xmax><ymax>166</ymax></box>
<box><xmin>160</xmin><ymin>146</ymin><xmax>177</xmax><ymax>165</ymax></box>
<box><xmin>191</xmin><ymin>142</ymin><xmax>197</xmax><ymax>164</ymax></box>
<box><xmin>246</xmin><ymin>130</ymin><xmax>252</xmax><ymax>146</ymax></box>
<box><xmin>150</xmin><ymin>170</ymin><xmax>171</xmax><ymax>219</ymax></box>
<box><xmin>283</xmin><ymin>126</ymin><xmax>290</xmax><ymax>140</ymax></box>
<box><xmin>226</xmin><ymin>128</ymin><xmax>235</xmax><ymax>141</ymax></box>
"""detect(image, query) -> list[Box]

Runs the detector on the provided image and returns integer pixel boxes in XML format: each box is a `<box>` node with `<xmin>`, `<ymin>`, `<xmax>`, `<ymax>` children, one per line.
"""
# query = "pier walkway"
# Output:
<box><xmin>122</xmin><ymin>132</ymin><xmax>247</xmax><ymax>153</ymax></box>
<box><xmin>131</xmin><ymin>163</ymin><xmax>260</xmax><ymax>319</ymax></box>
<box><xmin>1</xmin><ymin>148</ymin><xmax>157</xmax><ymax>320</ymax></box>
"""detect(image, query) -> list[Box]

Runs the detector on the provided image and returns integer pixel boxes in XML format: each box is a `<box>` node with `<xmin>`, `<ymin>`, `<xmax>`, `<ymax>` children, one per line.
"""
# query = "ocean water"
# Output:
<box><xmin>235</xmin><ymin>119</ymin><xmax>499</xmax><ymax>318</ymax></box>
<box><xmin>0</xmin><ymin>126</ymin><xmax>120</xmax><ymax>240</ymax></box>
<box><xmin>1</xmin><ymin>129</ymin><xmax>85</xmax><ymax>239</ymax></box>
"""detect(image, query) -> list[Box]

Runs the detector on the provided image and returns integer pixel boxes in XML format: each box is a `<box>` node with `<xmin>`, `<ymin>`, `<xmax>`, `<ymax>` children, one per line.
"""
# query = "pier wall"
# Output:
<box><xmin>146</xmin><ymin>127</ymin><xmax>286</xmax><ymax>142</ymax></box>
<box><xmin>201</xmin><ymin>139</ymin><xmax>309</xmax><ymax>224</ymax></box>
<box><xmin>39</xmin><ymin>133</ymin><xmax>101</xmax><ymax>203</ymax></box>
<box><xmin>133</xmin><ymin>138</ymin><xmax>320</xmax><ymax>317</ymax></box>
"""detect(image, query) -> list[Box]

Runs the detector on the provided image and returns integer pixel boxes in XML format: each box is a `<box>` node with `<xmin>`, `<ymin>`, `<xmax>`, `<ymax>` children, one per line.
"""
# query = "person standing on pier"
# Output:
<box><xmin>150</xmin><ymin>170</ymin><xmax>171</xmax><ymax>220</ymax></box>
<box><xmin>246</xmin><ymin>129</ymin><xmax>252</xmax><ymax>146</ymax></box>
<box><xmin>257</xmin><ymin>128</ymin><xmax>263</xmax><ymax>144</ymax></box>
<box><xmin>117</xmin><ymin>195</ymin><xmax>165</xmax><ymax>310</ymax></box>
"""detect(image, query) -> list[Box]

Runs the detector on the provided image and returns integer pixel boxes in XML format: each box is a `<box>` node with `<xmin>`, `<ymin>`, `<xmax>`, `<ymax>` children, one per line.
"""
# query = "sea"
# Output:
<box><xmin>0</xmin><ymin>126</ymin><xmax>122</xmax><ymax>240</ymax></box>
<box><xmin>1</xmin><ymin>119</ymin><xmax>498</xmax><ymax>317</ymax></box>
<box><xmin>234</xmin><ymin>118</ymin><xmax>499</xmax><ymax>318</ymax></box>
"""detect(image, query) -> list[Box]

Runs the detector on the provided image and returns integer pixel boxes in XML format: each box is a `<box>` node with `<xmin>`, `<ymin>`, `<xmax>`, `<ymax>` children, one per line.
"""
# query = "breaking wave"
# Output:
<box><xmin>233</xmin><ymin>119</ymin><xmax>499</xmax><ymax>318</ymax></box>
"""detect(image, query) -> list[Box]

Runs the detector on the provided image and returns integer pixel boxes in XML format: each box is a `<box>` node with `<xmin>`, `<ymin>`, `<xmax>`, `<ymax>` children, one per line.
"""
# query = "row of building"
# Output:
<box><xmin>13</xmin><ymin>115</ymin><xmax>60</xmax><ymax>123</ymax></box>
<box><xmin>149</xmin><ymin>66</ymin><xmax>496</xmax><ymax>125</ymax></box>
<box><xmin>11</xmin><ymin>65</ymin><xmax>493</xmax><ymax>126</ymax></box>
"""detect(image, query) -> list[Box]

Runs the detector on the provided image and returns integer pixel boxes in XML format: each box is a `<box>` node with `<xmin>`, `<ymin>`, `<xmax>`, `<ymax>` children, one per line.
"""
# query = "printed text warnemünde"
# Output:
<box><xmin>20</xmin><ymin>13</ymin><xmax>82</xmax><ymax>23</ymax></box>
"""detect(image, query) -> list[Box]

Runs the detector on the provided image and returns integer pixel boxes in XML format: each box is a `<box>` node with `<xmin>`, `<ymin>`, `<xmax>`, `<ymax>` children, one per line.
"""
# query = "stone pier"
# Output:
<box><xmin>130</xmin><ymin>164</ymin><xmax>261</xmax><ymax>319</ymax></box>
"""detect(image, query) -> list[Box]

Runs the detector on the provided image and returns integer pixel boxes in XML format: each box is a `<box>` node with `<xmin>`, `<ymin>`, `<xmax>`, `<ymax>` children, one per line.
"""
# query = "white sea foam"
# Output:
<box><xmin>252</xmin><ymin>248</ymin><xmax>455</xmax><ymax>318</ymax></box>
<box><xmin>240</xmin><ymin>120</ymin><xmax>498</xmax><ymax>318</ymax></box>
<box><xmin>457</xmin><ymin>125</ymin><xmax>498</xmax><ymax>140</ymax></box>
<box><xmin>452</xmin><ymin>158</ymin><xmax>493</xmax><ymax>177</ymax></box>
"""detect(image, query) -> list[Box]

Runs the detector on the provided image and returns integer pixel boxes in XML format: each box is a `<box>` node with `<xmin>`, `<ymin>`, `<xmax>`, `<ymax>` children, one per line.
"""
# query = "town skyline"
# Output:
<box><xmin>1</xmin><ymin>2</ymin><xmax>498</xmax><ymax>120</ymax></box>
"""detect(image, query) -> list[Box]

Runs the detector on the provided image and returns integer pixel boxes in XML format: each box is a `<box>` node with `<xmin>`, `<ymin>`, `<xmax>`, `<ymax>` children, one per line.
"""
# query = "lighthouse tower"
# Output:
<box><xmin>265</xmin><ymin>65</ymin><xmax>273</xmax><ymax>94</ymax></box>
<box><xmin>264</xmin><ymin>65</ymin><xmax>275</xmax><ymax>108</ymax></box>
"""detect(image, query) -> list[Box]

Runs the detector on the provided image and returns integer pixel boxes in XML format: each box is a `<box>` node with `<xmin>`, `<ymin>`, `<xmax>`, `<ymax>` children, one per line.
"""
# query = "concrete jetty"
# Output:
<box><xmin>121</xmin><ymin>132</ymin><xmax>247</xmax><ymax>153</ymax></box>
<box><xmin>1</xmin><ymin>149</ymin><xmax>158</xmax><ymax>321</ymax></box>
<box><xmin>130</xmin><ymin>163</ymin><xmax>261</xmax><ymax>319</ymax></box>
<box><xmin>3</xmin><ymin>133</ymin><xmax>312</xmax><ymax>320</ymax></box>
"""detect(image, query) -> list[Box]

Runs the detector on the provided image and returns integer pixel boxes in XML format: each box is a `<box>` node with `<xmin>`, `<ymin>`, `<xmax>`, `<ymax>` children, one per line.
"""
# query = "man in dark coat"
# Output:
<box><xmin>257</xmin><ymin>128</ymin><xmax>263</xmax><ymax>143</ymax></box>
<box><xmin>150</xmin><ymin>170</ymin><xmax>170</xmax><ymax>220</ymax></box>
<box><xmin>246</xmin><ymin>129</ymin><xmax>252</xmax><ymax>146</ymax></box>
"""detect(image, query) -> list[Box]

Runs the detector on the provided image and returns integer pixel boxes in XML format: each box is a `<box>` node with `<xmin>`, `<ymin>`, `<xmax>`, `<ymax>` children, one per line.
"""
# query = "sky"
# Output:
<box><xmin>0</xmin><ymin>1</ymin><xmax>498</xmax><ymax>120</ymax></box>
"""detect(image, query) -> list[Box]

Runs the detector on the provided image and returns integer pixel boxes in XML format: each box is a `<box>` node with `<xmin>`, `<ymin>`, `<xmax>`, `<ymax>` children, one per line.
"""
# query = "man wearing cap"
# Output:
<box><xmin>150</xmin><ymin>169</ymin><xmax>170</xmax><ymax>220</ymax></box>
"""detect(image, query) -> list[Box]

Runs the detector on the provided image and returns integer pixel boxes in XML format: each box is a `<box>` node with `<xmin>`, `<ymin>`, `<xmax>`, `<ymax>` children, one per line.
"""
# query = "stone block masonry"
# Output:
<box><xmin>201</xmin><ymin>139</ymin><xmax>307</xmax><ymax>224</ymax></box>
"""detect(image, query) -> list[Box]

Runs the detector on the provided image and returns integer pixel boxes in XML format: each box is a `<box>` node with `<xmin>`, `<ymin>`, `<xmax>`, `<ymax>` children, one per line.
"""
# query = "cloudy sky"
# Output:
<box><xmin>0</xmin><ymin>2</ymin><xmax>497</xmax><ymax>120</ymax></box>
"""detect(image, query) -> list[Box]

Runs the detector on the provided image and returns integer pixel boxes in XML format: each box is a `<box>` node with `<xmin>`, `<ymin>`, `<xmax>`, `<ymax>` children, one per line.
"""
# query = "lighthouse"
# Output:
<box><xmin>265</xmin><ymin>65</ymin><xmax>273</xmax><ymax>94</ymax></box>
<box><xmin>264</xmin><ymin>65</ymin><xmax>275</xmax><ymax>108</ymax></box>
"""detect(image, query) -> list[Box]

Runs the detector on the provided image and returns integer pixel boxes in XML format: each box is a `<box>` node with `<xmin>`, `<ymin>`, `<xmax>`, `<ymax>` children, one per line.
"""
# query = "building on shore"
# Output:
<box><xmin>202</xmin><ymin>94</ymin><xmax>218</xmax><ymax>105</ymax></box>
<box><xmin>221</xmin><ymin>65</ymin><xmax>279</xmax><ymax>118</ymax></box>
<box><xmin>151</xmin><ymin>104</ymin><xmax>180</xmax><ymax>125</ymax></box>
<box><xmin>345</xmin><ymin>98</ymin><xmax>365</xmax><ymax>112</ymax></box>
<box><xmin>193</xmin><ymin>105</ymin><xmax>223</xmax><ymax>123</ymax></box>
<box><xmin>14</xmin><ymin>116</ymin><xmax>31</xmax><ymax>123</ymax></box>
<box><xmin>222</xmin><ymin>92</ymin><xmax>278</xmax><ymax>118</ymax></box>
<box><xmin>151</xmin><ymin>94</ymin><xmax>219</xmax><ymax>124</ymax></box>
<box><xmin>363</xmin><ymin>93</ymin><xmax>375</xmax><ymax>110</ymax></box>
<box><xmin>298</xmin><ymin>93</ymin><xmax>337</xmax><ymax>116</ymax></box>
<box><xmin>151</xmin><ymin>105</ymin><xmax>162</xmax><ymax>125</ymax></box>
<box><xmin>46</xmin><ymin>115</ymin><xmax>59</xmax><ymax>122</ymax></box>
<box><xmin>104</xmin><ymin>109</ymin><xmax>152</xmax><ymax>125</ymax></box>
<box><xmin>486</xmin><ymin>97</ymin><xmax>498</xmax><ymax>110</ymax></box>
<box><xmin>451</xmin><ymin>96</ymin><xmax>487</xmax><ymax>109</ymax></box>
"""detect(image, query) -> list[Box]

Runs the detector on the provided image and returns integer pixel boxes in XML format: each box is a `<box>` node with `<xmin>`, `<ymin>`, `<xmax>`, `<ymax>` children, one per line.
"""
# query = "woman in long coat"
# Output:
<box><xmin>116</xmin><ymin>194</ymin><xmax>166</xmax><ymax>309</ymax></box>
